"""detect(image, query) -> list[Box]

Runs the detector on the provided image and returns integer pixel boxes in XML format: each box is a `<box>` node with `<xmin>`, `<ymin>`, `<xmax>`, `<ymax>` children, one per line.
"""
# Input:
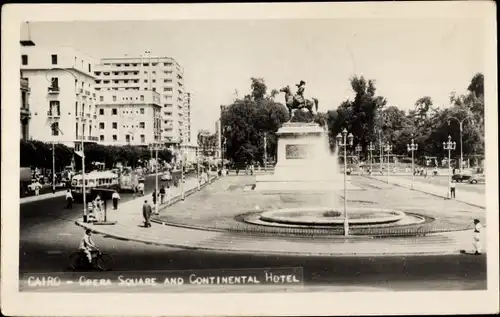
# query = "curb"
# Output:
<box><xmin>363</xmin><ymin>175</ymin><xmax>485</xmax><ymax>210</ymax></box>
<box><xmin>73</xmin><ymin>220</ymin><xmax>468</xmax><ymax>257</ymax></box>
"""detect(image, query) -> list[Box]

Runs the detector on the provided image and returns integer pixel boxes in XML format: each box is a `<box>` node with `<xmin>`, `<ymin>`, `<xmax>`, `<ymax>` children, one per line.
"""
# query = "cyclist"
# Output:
<box><xmin>79</xmin><ymin>229</ymin><xmax>98</xmax><ymax>265</ymax></box>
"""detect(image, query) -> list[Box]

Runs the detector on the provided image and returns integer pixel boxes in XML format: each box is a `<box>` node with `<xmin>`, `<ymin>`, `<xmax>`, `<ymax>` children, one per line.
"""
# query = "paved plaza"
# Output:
<box><xmin>76</xmin><ymin>173</ymin><xmax>487</xmax><ymax>256</ymax></box>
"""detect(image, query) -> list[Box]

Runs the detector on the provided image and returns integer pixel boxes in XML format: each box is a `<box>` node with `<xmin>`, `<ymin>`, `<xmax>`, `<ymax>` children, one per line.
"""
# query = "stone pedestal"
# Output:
<box><xmin>255</xmin><ymin>122</ymin><xmax>360</xmax><ymax>191</ymax></box>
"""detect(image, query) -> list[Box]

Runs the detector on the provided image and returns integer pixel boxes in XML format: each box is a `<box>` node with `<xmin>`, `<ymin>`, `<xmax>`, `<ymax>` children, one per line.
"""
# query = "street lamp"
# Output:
<box><xmin>367</xmin><ymin>142</ymin><xmax>375</xmax><ymax>175</ymax></box>
<box><xmin>407</xmin><ymin>138</ymin><xmax>418</xmax><ymax>190</ymax></box>
<box><xmin>448</xmin><ymin>115</ymin><xmax>473</xmax><ymax>171</ymax></box>
<box><xmin>355</xmin><ymin>144</ymin><xmax>362</xmax><ymax>173</ymax></box>
<box><xmin>384</xmin><ymin>143</ymin><xmax>393</xmax><ymax>183</ymax></box>
<box><xmin>149</xmin><ymin>142</ymin><xmax>161</xmax><ymax>214</ymax></box>
<box><xmin>180</xmin><ymin>150</ymin><xmax>186</xmax><ymax>201</ymax></box>
<box><xmin>263</xmin><ymin>133</ymin><xmax>268</xmax><ymax>172</ymax></box>
<box><xmin>378</xmin><ymin>130</ymin><xmax>384</xmax><ymax>174</ymax></box>
<box><xmin>336</xmin><ymin>128</ymin><xmax>354</xmax><ymax>236</ymax></box>
<box><xmin>443</xmin><ymin>135</ymin><xmax>457</xmax><ymax>199</ymax></box>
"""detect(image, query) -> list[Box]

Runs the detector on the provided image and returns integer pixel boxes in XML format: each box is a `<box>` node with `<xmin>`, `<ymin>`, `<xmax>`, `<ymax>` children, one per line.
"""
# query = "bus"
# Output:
<box><xmin>71</xmin><ymin>170</ymin><xmax>120</xmax><ymax>201</ymax></box>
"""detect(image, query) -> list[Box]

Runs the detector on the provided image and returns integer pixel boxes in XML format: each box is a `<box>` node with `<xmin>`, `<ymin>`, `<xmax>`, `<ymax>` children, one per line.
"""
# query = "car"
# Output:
<box><xmin>451</xmin><ymin>173</ymin><xmax>472</xmax><ymax>182</ymax></box>
<box><xmin>468</xmin><ymin>174</ymin><xmax>485</xmax><ymax>184</ymax></box>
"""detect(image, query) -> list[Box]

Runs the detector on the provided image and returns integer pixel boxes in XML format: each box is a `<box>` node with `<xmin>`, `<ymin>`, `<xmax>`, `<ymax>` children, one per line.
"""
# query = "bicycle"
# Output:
<box><xmin>69</xmin><ymin>249</ymin><xmax>114</xmax><ymax>271</ymax></box>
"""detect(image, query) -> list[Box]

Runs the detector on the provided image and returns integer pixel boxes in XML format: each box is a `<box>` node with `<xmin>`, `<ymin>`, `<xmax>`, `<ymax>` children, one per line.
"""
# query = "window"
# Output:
<box><xmin>124</xmin><ymin>72</ymin><xmax>128</xmax><ymax>75</ymax></box>
<box><xmin>112</xmin><ymin>122</ymin><xmax>117</xmax><ymax>129</ymax></box>
<box><xmin>99</xmin><ymin>122</ymin><xmax>105</xmax><ymax>129</ymax></box>
<box><xmin>126</xmin><ymin>135</ymin><xmax>130</xmax><ymax>142</ymax></box>
<box><xmin>100</xmin><ymin>135</ymin><xmax>104</xmax><ymax>141</ymax></box>
<box><xmin>139</xmin><ymin>122</ymin><xmax>145</xmax><ymax>129</ymax></box>
<box><xmin>50</xmin><ymin>77</ymin><xmax>59</xmax><ymax>89</ymax></box>
<box><xmin>140</xmin><ymin>108</ymin><xmax>145</xmax><ymax>114</ymax></box>
<box><xmin>99</xmin><ymin>109</ymin><xmax>104</xmax><ymax>115</ymax></box>
<box><xmin>144</xmin><ymin>63</ymin><xmax>149</xmax><ymax>66</ymax></box>
<box><xmin>51</xmin><ymin>122</ymin><xmax>59</xmax><ymax>136</ymax></box>
<box><xmin>140</xmin><ymin>135</ymin><xmax>145</xmax><ymax>143</ymax></box>
<box><xmin>100</xmin><ymin>96</ymin><xmax>104</xmax><ymax>102</ymax></box>
<box><xmin>75</xmin><ymin>102</ymin><xmax>78</xmax><ymax>117</ymax></box>
<box><xmin>112</xmin><ymin>108</ymin><xmax>117</xmax><ymax>115</ymax></box>
<box><xmin>113</xmin><ymin>135</ymin><xmax>117</xmax><ymax>141</ymax></box>
<box><xmin>140</xmin><ymin>95</ymin><xmax>144</xmax><ymax>101</ymax></box>
<box><xmin>88</xmin><ymin>63</ymin><xmax>91</xmax><ymax>72</ymax></box>
<box><xmin>152</xmin><ymin>88</ymin><xmax>156</xmax><ymax>92</ymax></box>
<box><xmin>152</xmin><ymin>79</ymin><xmax>156</xmax><ymax>83</ymax></box>
<box><xmin>144</xmin><ymin>80</ymin><xmax>148</xmax><ymax>83</ymax></box>
<box><xmin>21</xmin><ymin>55</ymin><xmax>28</xmax><ymax>65</ymax></box>
<box><xmin>49</xmin><ymin>100</ymin><xmax>61</xmax><ymax>115</ymax></box>
<box><xmin>51</xmin><ymin>54</ymin><xmax>58</xmax><ymax>65</ymax></box>
<box><xmin>76</xmin><ymin>123</ymin><xmax>79</xmax><ymax>139</ymax></box>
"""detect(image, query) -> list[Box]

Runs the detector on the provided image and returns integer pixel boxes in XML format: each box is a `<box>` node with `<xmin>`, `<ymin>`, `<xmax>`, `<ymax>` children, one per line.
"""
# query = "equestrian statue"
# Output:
<box><xmin>279</xmin><ymin>80</ymin><xmax>319</xmax><ymax>120</ymax></box>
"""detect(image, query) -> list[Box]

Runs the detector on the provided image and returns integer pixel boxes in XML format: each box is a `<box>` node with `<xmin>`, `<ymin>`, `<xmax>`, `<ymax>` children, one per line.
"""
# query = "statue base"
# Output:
<box><xmin>255</xmin><ymin>122</ymin><xmax>361</xmax><ymax>191</ymax></box>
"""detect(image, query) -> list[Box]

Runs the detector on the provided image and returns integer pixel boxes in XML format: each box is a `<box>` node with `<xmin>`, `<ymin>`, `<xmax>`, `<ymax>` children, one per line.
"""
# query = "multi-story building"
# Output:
<box><xmin>182</xmin><ymin>92</ymin><xmax>192</xmax><ymax>145</ymax></box>
<box><xmin>93</xmin><ymin>56</ymin><xmax>188</xmax><ymax>147</ymax></box>
<box><xmin>95</xmin><ymin>90</ymin><xmax>162</xmax><ymax>146</ymax></box>
<box><xmin>20</xmin><ymin>45</ymin><xmax>99</xmax><ymax>149</ymax></box>
<box><xmin>20</xmin><ymin>75</ymin><xmax>31</xmax><ymax>141</ymax></box>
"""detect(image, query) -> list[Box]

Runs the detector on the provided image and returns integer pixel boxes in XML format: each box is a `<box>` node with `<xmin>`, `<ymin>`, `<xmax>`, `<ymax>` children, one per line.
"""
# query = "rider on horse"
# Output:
<box><xmin>295</xmin><ymin>80</ymin><xmax>306</xmax><ymax>106</ymax></box>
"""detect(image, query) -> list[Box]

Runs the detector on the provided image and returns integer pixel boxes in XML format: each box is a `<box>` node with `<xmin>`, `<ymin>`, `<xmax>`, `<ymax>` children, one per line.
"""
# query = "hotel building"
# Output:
<box><xmin>20</xmin><ymin>75</ymin><xmax>31</xmax><ymax>141</ymax></box>
<box><xmin>20</xmin><ymin>45</ymin><xmax>99</xmax><ymax>149</ymax></box>
<box><xmin>95</xmin><ymin>90</ymin><xmax>162</xmax><ymax>146</ymax></box>
<box><xmin>93</xmin><ymin>56</ymin><xmax>190</xmax><ymax>148</ymax></box>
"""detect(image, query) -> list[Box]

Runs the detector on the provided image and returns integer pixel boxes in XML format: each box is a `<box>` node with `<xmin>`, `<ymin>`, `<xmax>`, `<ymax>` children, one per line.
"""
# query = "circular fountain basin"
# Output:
<box><xmin>259</xmin><ymin>206</ymin><xmax>407</xmax><ymax>226</ymax></box>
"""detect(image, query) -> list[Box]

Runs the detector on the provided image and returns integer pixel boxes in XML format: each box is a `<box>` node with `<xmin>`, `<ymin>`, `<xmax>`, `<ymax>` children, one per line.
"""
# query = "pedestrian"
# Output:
<box><xmin>94</xmin><ymin>195</ymin><xmax>102</xmax><ymax>221</ymax></box>
<box><xmin>450</xmin><ymin>179</ymin><xmax>456</xmax><ymax>199</ymax></box>
<box><xmin>34</xmin><ymin>181</ymin><xmax>41</xmax><ymax>196</ymax></box>
<box><xmin>112</xmin><ymin>190</ymin><xmax>120</xmax><ymax>210</ymax></box>
<box><xmin>87</xmin><ymin>201</ymin><xmax>96</xmax><ymax>222</ymax></box>
<box><xmin>65</xmin><ymin>189</ymin><xmax>73</xmax><ymax>209</ymax></box>
<box><xmin>142</xmin><ymin>200</ymin><xmax>152</xmax><ymax>228</ymax></box>
<box><xmin>160</xmin><ymin>185</ymin><xmax>166</xmax><ymax>204</ymax></box>
<box><xmin>472</xmin><ymin>219</ymin><xmax>482</xmax><ymax>255</ymax></box>
<box><xmin>137</xmin><ymin>182</ymin><xmax>145</xmax><ymax>196</ymax></box>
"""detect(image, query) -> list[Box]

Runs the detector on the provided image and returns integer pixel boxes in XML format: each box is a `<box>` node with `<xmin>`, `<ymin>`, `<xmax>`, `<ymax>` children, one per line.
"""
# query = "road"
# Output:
<box><xmin>396</xmin><ymin>175</ymin><xmax>486</xmax><ymax>194</ymax></box>
<box><xmin>19</xmin><ymin>174</ymin><xmax>486</xmax><ymax>292</ymax></box>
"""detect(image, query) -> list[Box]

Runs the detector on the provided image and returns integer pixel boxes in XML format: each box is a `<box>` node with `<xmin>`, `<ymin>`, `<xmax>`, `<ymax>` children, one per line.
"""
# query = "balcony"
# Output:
<box><xmin>85</xmin><ymin>90</ymin><xmax>91</xmax><ymax>96</ymax></box>
<box><xmin>48</xmin><ymin>86</ymin><xmax>60</xmax><ymax>94</ymax></box>
<box><xmin>47</xmin><ymin>110</ymin><xmax>61</xmax><ymax>118</ymax></box>
<box><xmin>75</xmin><ymin>135</ymin><xmax>99</xmax><ymax>142</ymax></box>
<box><xmin>20</xmin><ymin>107</ymin><xmax>31</xmax><ymax>119</ymax></box>
<box><xmin>20</xmin><ymin>78</ymin><xmax>30</xmax><ymax>91</ymax></box>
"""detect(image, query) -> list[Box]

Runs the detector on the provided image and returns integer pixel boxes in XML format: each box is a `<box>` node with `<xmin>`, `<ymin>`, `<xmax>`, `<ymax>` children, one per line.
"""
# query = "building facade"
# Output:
<box><xmin>95</xmin><ymin>90</ymin><xmax>162</xmax><ymax>146</ymax></box>
<box><xmin>20</xmin><ymin>45</ymin><xmax>99</xmax><ymax>149</ymax></box>
<box><xmin>20</xmin><ymin>76</ymin><xmax>31</xmax><ymax>140</ymax></box>
<box><xmin>93</xmin><ymin>56</ymin><xmax>188</xmax><ymax>146</ymax></box>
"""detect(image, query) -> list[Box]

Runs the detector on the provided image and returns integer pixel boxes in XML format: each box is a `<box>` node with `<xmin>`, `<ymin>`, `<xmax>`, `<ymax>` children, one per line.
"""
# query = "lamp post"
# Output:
<box><xmin>180</xmin><ymin>150</ymin><xmax>186</xmax><ymax>201</ymax></box>
<box><xmin>443</xmin><ymin>135</ymin><xmax>456</xmax><ymax>199</ymax></box>
<box><xmin>407</xmin><ymin>138</ymin><xmax>418</xmax><ymax>190</ymax></box>
<box><xmin>196</xmin><ymin>144</ymin><xmax>201</xmax><ymax>191</ymax></box>
<box><xmin>355</xmin><ymin>144</ymin><xmax>362</xmax><ymax>173</ymax></box>
<box><xmin>384</xmin><ymin>143</ymin><xmax>393</xmax><ymax>183</ymax></box>
<box><xmin>448</xmin><ymin>116</ymin><xmax>473</xmax><ymax>171</ymax></box>
<box><xmin>367</xmin><ymin>142</ymin><xmax>375</xmax><ymax>175</ymax></box>
<box><xmin>149</xmin><ymin>142</ymin><xmax>161</xmax><ymax>214</ymax></box>
<box><xmin>44</xmin><ymin>68</ymin><xmax>78</xmax><ymax>195</ymax></box>
<box><xmin>378</xmin><ymin>130</ymin><xmax>384</xmax><ymax>174</ymax></box>
<box><xmin>263</xmin><ymin>133</ymin><xmax>267</xmax><ymax>172</ymax></box>
<box><xmin>336</xmin><ymin>129</ymin><xmax>354</xmax><ymax>236</ymax></box>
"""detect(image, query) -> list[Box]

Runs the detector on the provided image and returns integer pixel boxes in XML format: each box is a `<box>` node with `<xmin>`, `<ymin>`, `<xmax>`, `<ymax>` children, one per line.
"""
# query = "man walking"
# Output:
<box><xmin>142</xmin><ymin>200</ymin><xmax>152</xmax><ymax>228</ymax></box>
<box><xmin>473</xmin><ymin>219</ymin><xmax>482</xmax><ymax>255</ymax></box>
<box><xmin>65</xmin><ymin>189</ymin><xmax>73</xmax><ymax>209</ymax></box>
<box><xmin>159</xmin><ymin>185</ymin><xmax>166</xmax><ymax>204</ymax></box>
<box><xmin>450</xmin><ymin>179</ymin><xmax>456</xmax><ymax>199</ymax></box>
<box><xmin>112</xmin><ymin>190</ymin><xmax>121</xmax><ymax>210</ymax></box>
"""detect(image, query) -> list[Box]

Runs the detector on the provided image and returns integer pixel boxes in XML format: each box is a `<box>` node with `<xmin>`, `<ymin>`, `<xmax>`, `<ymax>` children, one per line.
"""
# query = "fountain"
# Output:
<box><xmin>255</xmin><ymin>121</ymin><xmax>361</xmax><ymax>191</ymax></box>
<box><xmin>252</xmin><ymin>120</ymin><xmax>425</xmax><ymax>231</ymax></box>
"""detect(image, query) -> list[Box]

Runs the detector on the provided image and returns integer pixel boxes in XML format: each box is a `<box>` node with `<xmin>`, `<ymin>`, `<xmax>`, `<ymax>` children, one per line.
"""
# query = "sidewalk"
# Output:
<box><xmin>20</xmin><ymin>190</ymin><xmax>66</xmax><ymax>204</ymax></box>
<box><xmin>75</xmin><ymin>175</ymin><xmax>486</xmax><ymax>256</ymax></box>
<box><xmin>367</xmin><ymin>175</ymin><xmax>485</xmax><ymax>209</ymax></box>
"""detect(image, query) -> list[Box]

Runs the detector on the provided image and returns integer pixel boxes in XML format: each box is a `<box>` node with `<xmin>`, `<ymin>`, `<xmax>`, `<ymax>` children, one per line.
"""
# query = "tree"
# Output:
<box><xmin>221</xmin><ymin>78</ymin><xmax>289</xmax><ymax>164</ymax></box>
<box><xmin>330</xmin><ymin>76</ymin><xmax>387</xmax><ymax>153</ymax></box>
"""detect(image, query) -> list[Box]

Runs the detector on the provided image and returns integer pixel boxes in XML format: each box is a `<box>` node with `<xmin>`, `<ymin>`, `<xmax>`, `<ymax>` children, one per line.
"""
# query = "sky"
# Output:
<box><xmin>22</xmin><ymin>18</ymin><xmax>485</xmax><ymax>134</ymax></box>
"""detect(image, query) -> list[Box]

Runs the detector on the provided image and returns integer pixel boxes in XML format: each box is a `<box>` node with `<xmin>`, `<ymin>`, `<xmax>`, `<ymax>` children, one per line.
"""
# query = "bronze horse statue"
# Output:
<box><xmin>279</xmin><ymin>85</ymin><xmax>319</xmax><ymax>119</ymax></box>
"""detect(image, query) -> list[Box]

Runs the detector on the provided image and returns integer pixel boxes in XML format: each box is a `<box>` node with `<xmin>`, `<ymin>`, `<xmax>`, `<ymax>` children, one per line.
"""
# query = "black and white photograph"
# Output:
<box><xmin>2</xmin><ymin>2</ymin><xmax>498</xmax><ymax>316</ymax></box>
